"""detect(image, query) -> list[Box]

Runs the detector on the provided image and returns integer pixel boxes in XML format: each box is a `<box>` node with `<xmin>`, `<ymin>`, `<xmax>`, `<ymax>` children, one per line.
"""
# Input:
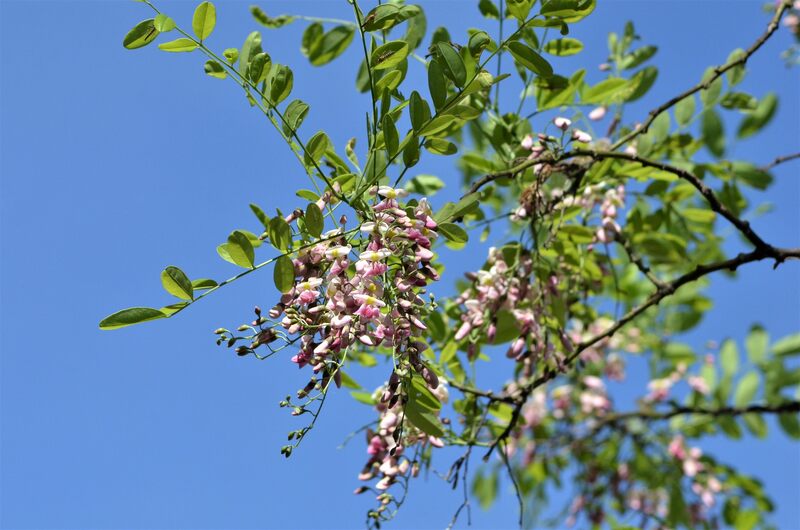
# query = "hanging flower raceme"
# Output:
<box><xmin>216</xmin><ymin>187</ymin><xmax>442</xmax><ymax>431</ymax></box>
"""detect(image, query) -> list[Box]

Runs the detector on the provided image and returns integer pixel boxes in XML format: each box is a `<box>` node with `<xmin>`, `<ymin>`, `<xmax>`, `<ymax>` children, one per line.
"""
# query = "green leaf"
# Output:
<box><xmin>204</xmin><ymin>60</ymin><xmax>227</xmax><ymax>79</ymax></box>
<box><xmin>273</xmin><ymin>255</ymin><xmax>295</xmax><ymax>293</ymax></box>
<box><xmin>478</xmin><ymin>0</ymin><xmax>500</xmax><ymax>18</ymax></box>
<box><xmin>250</xmin><ymin>6</ymin><xmax>295</xmax><ymax>28</ymax></box>
<box><xmin>403</xmin><ymin>136</ymin><xmax>420</xmax><ymax>168</ymax></box>
<box><xmin>675</xmin><ymin>95</ymin><xmax>696</xmax><ymax>126</ymax></box>
<box><xmin>239</xmin><ymin>31</ymin><xmax>262</xmax><ymax>76</ymax></box>
<box><xmin>620</xmin><ymin>45</ymin><xmax>657</xmax><ymax>70</ymax></box>
<box><xmin>434</xmin><ymin>42</ymin><xmax>466</xmax><ymax>87</ymax></box>
<box><xmin>409</xmin><ymin>375</ymin><xmax>441</xmax><ymax>411</ymax></box>
<box><xmin>304</xmin><ymin>131</ymin><xmax>330</xmax><ymax>166</ymax></box>
<box><xmin>192</xmin><ymin>1</ymin><xmax>216</xmax><ymax>41</ymax></box>
<box><xmin>158</xmin><ymin>38</ymin><xmax>198</xmax><ymax>53</ymax></box>
<box><xmin>374</xmin><ymin>69</ymin><xmax>403</xmax><ymax>94</ymax></box>
<box><xmin>219</xmin><ymin>231</ymin><xmax>256</xmax><ymax>269</ymax></box>
<box><xmin>282</xmin><ymin>100</ymin><xmax>310</xmax><ymax>135</ymax></box>
<box><xmin>624</xmin><ymin>66</ymin><xmax>657</xmax><ymax>102</ymax></box>
<box><xmin>267</xmin><ymin>64</ymin><xmax>293</xmax><ymax>104</ymax></box>
<box><xmin>732</xmin><ymin>162</ymin><xmax>772</xmax><ymax>190</ymax></box>
<box><xmin>438</xmin><ymin>222</ymin><xmax>468</xmax><ymax>244</ymax></box>
<box><xmin>699</xmin><ymin>68</ymin><xmax>723</xmax><ymax>107</ymax></box>
<box><xmin>308</xmin><ymin>26</ymin><xmax>355</xmax><ymax>66</ymax></box>
<box><xmin>161</xmin><ymin>266</ymin><xmax>194</xmax><ymax>301</ymax></box>
<box><xmin>99</xmin><ymin>307</ymin><xmax>166</xmax><ymax>330</ymax></box>
<box><xmin>701</xmin><ymin>109</ymin><xmax>725</xmax><ymax>158</ymax></box>
<box><xmin>370</xmin><ymin>40</ymin><xmax>409</xmax><ymax>70</ymax></box>
<box><xmin>720</xmin><ymin>339</ymin><xmax>739</xmax><ymax>377</ymax></box>
<box><xmin>737</xmin><ymin>93</ymin><xmax>777</xmax><ymax>139</ymax></box>
<box><xmin>507</xmin><ymin>41</ymin><xmax>553</xmax><ymax>77</ymax></box>
<box><xmin>778</xmin><ymin>412</ymin><xmax>800</xmax><ymax>439</ymax></box>
<box><xmin>472</xmin><ymin>470</ymin><xmax>498</xmax><ymax>510</ymax></box>
<box><xmin>154</xmin><ymin>14</ymin><xmax>176</xmax><ymax>33</ymax></box>
<box><xmin>249</xmin><ymin>203</ymin><xmax>270</xmax><ymax>229</ymax></box>
<box><xmin>427</xmin><ymin>59</ymin><xmax>448</xmax><ymax>110</ymax></box>
<box><xmin>543</xmin><ymin>38</ymin><xmax>584</xmax><ymax>56</ymax></box>
<box><xmin>734</xmin><ymin>371</ymin><xmax>759</xmax><ymax>407</ymax></box>
<box><xmin>362</xmin><ymin>4</ymin><xmax>420</xmax><ymax>32</ymax></box>
<box><xmin>773</xmin><ymin>333</ymin><xmax>800</xmax><ymax>357</ymax></box>
<box><xmin>507</xmin><ymin>0</ymin><xmax>534</xmax><ymax>22</ymax></box>
<box><xmin>191</xmin><ymin>278</ymin><xmax>218</xmax><ymax>290</ymax></box>
<box><xmin>583</xmin><ymin>78</ymin><xmax>630</xmax><ymax>104</ymax></box>
<box><xmin>123</xmin><ymin>19</ymin><xmax>159</xmax><ymax>50</ymax></box>
<box><xmin>682</xmin><ymin>208</ymin><xmax>716</xmax><ymax>223</ymax></box>
<box><xmin>268</xmin><ymin>217</ymin><xmax>292</xmax><ymax>252</ymax></box>
<box><xmin>742</xmin><ymin>413</ymin><xmax>768</xmax><ymax>438</ymax></box>
<box><xmin>407</xmin><ymin>174</ymin><xmax>444</xmax><ymax>196</ymax></box>
<box><xmin>424</xmin><ymin>138</ymin><xmax>457</xmax><ymax>155</ymax></box>
<box><xmin>745</xmin><ymin>325</ymin><xmax>769</xmax><ymax>365</ymax></box>
<box><xmin>720</xmin><ymin>92</ymin><xmax>757</xmax><ymax>110</ymax></box>
<box><xmin>417</xmin><ymin>115</ymin><xmax>460</xmax><ymax>137</ymax></box>
<box><xmin>382</xmin><ymin>114</ymin><xmax>399</xmax><ymax>156</ymax></box>
<box><xmin>305</xmin><ymin>203</ymin><xmax>324</xmax><ymax>238</ymax></box>
<box><xmin>247</xmin><ymin>52</ymin><xmax>272</xmax><ymax>83</ymax></box>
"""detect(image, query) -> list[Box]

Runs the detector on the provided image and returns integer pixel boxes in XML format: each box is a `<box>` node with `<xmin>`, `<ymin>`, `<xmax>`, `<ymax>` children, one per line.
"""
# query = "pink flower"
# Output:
<box><xmin>572</xmin><ymin>129</ymin><xmax>592</xmax><ymax>143</ymax></box>
<box><xmin>553</xmin><ymin>116</ymin><xmax>572</xmax><ymax>130</ymax></box>
<box><xmin>588</xmin><ymin>106</ymin><xmax>607</xmax><ymax>121</ymax></box>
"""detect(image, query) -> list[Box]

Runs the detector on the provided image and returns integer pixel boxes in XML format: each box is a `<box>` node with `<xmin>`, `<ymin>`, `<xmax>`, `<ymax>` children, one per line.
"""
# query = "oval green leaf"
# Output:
<box><xmin>305</xmin><ymin>203</ymin><xmax>324</xmax><ymax>238</ymax></box>
<box><xmin>123</xmin><ymin>19</ymin><xmax>159</xmax><ymax>50</ymax></box>
<box><xmin>507</xmin><ymin>41</ymin><xmax>553</xmax><ymax>77</ymax></box>
<box><xmin>370</xmin><ymin>40</ymin><xmax>409</xmax><ymax>70</ymax></box>
<box><xmin>273</xmin><ymin>255</ymin><xmax>296</xmax><ymax>294</ymax></box>
<box><xmin>158</xmin><ymin>38</ymin><xmax>198</xmax><ymax>53</ymax></box>
<box><xmin>161</xmin><ymin>266</ymin><xmax>194</xmax><ymax>301</ymax></box>
<box><xmin>192</xmin><ymin>1</ymin><xmax>216</xmax><ymax>41</ymax></box>
<box><xmin>99</xmin><ymin>307</ymin><xmax>166</xmax><ymax>330</ymax></box>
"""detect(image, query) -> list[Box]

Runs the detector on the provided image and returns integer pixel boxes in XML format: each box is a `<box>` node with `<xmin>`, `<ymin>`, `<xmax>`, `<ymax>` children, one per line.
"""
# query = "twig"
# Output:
<box><xmin>762</xmin><ymin>152</ymin><xmax>800</xmax><ymax>171</ymax></box>
<box><xmin>615</xmin><ymin>231</ymin><xmax>666</xmax><ymax>290</ymax></box>
<box><xmin>482</xmin><ymin>245</ymin><xmax>800</xmax><ymax>460</ymax></box>
<box><xmin>611</xmin><ymin>0</ymin><xmax>793</xmax><ymax>150</ymax></box>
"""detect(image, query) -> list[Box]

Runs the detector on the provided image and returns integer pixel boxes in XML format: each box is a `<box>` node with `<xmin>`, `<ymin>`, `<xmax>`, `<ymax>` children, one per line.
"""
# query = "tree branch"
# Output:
<box><xmin>763</xmin><ymin>152</ymin><xmax>800</xmax><ymax>171</ymax></box>
<box><xmin>482</xmin><ymin>245</ymin><xmax>800</xmax><ymax>460</ymax></box>
<box><xmin>611</xmin><ymin>0</ymin><xmax>793</xmax><ymax>150</ymax></box>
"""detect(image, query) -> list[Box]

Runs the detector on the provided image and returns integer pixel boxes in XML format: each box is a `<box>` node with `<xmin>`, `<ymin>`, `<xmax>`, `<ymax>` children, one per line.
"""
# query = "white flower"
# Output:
<box><xmin>372</xmin><ymin>186</ymin><xmax>408</xmax><ymax>199</ymax></box>
<box><xmin>325</xmin><ymin>245</ymin><xmax>351</xmax><ymax>260</ymax></box>
<box><xmin>553</xmin><ymin>117</ymin><xmax>572</xmax><ymax>130</ymax></box>
<box><xmin>588</xmin><ymin>106</ymin><xmax>607</xmax><ymax>121</ymax></box>
<box><xmin>358</xmin><ymin>249</ymin><xmax>392</xmax><ymax>262</ymax></box>
<box><xmin>352</xmin><ymin>293</ymin><xmax>386</xmax><ymax>307</ymax></box>
<box><xmin>572</xmin><ymin>129</ymin><xmax>592</xmax><ymax>143</ymax></box>
<box><xmin>521</xmin><ymin>134</ymin><xmax>535</xmax><ymax>150</ymax></box>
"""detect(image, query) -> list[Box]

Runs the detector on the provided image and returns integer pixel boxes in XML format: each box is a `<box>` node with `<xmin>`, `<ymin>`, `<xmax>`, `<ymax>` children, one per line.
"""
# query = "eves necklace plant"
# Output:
<box><xmin>104</xmin><ymin>0</ymin><xmax>800</xmax><ymax>528</ymax></box>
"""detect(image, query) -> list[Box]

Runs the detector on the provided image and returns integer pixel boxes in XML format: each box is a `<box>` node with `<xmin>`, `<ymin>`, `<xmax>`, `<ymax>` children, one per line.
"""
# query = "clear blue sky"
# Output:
<box><xmin>1</xmin><ymin>1</ymin><xmax>798</xmax><ymax>529</ymax></box>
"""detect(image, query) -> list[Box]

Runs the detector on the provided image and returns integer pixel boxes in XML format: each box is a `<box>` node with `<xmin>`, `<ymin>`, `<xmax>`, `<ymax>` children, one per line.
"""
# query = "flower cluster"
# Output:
<box><xmin>282</xmin><ymin>187</ymin><xmax>438</xmax><ymax>374</ymax></box>
<box><xmin>644</xmin><ymin>356</ymin><xmax>713</xmax><ymax>403</ymax></box>
<box><xmin>452</xmin><ymin>246</ymin><xmax>559</xmax><ymax>362</ymax></box>
<box><xmin>218</xmin><ymin>186</ymin><xmax>441</xmax><ymax>416</ymax></box>
<box><xmin>668</xmin><ymin>435</ymin><xmax>723</xmax><ymax>512</ymax></box>
<box><xmin>355</xmin><ymin>378</ymin><xmax>449</xmax><ymax>520</ymax></box>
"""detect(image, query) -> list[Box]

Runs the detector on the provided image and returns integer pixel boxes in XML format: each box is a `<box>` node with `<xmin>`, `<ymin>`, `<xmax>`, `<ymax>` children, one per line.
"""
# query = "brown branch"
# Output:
<box><xmin>611</xmin><ymin>0</ymin><xmax>793</xmax><ymax>150</ymax></box>
<box><xmin>448</xmin><ymin>380</ymin><xmax>516</xmax><ymax>404</ymax></box>
<box><xmin>565</xmin><ymin>149</ymin><xmax>781</xmax><ymax>259</ymax></box>
<box><xmin>482</xmin><ymin>246</ymin><xmax>800</xmax><ymax>460</ymax></box>
<box><xmin>615</xmin><ymin>231</ymin><xmax>666</xmax><ymax>289</ymax></box>
<box><xmin>763</xmin><ymin>152</ymin><xmax>800</xmax><ymax>171</ymax></box>
<box><xmin>601</xmin><ymin>400</ymin><xmax>800</xmax><ymax>426</ymax></box>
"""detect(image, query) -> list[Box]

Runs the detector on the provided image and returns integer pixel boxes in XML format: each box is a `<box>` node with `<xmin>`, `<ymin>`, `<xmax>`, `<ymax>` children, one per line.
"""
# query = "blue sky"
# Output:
<box><xmin>1</xmin><ymin>1</ymin><xmax>798</xmax><ymax>529</ymax></box>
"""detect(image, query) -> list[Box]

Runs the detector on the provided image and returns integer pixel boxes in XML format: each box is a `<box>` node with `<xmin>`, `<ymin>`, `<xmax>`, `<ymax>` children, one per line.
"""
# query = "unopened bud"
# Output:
<box><xmin>214</xmin><ymin>328</ymin><xmax>226</xmax><ymax>335</ymax></box>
